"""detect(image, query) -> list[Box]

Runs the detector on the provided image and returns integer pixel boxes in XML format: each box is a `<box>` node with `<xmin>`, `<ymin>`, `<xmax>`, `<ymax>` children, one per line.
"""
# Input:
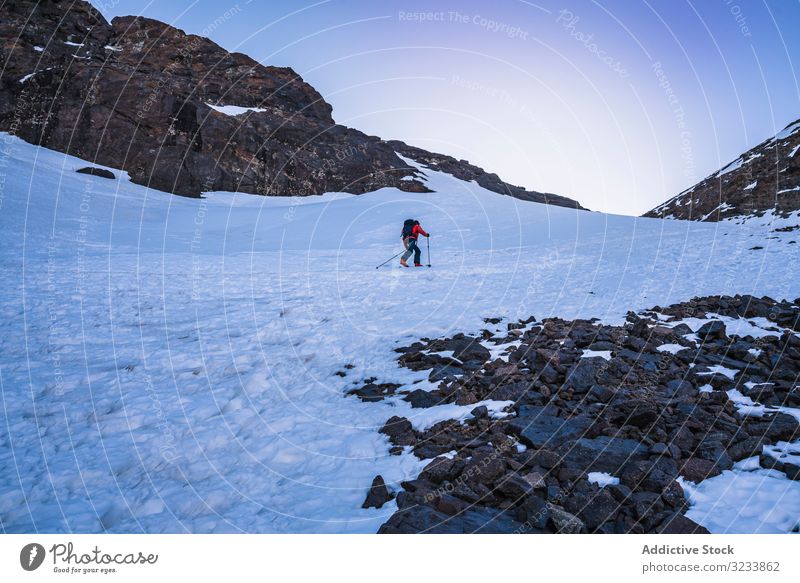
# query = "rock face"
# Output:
<box><xmin>371</xmin><ymin>294</ymin><xmax>800</xmax><ymax>534</ymax></box>
<box><xmin>387</xmin><ymin>141</ymin><xmax>584</xmax><ymax>209</ymax></box>
<box><xmin>0</xmin><ymin>0</ymin><xmax>584</xmax><ymax>209</ymax></box>
<box><xmin>645</xmin><ymin>119</ymin><xmax>800</xmax><ymax>221</ymax></box>
<box><xmin>0</xmin><ymin>1</ymin><xmax>415</xmax><ymax>196</ymax></box>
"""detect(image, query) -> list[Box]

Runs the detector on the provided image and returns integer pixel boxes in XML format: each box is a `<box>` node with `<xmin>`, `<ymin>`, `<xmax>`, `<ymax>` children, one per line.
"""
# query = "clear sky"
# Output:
<box><xmin>94</xmin><ymin>0</ymin><xmax>800</xmax><ymax>215</ymax></box>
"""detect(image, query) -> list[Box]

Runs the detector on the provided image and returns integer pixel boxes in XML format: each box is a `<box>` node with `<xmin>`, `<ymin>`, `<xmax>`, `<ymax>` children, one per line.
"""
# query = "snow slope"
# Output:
<box><xmin>1</xmin><ymin>133</ymin><xmax>798</xmax><ymax>533</ymax></box>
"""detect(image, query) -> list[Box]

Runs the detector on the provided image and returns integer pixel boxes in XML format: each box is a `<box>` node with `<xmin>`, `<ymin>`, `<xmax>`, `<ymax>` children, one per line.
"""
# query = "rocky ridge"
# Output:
<box><xmin>349</xmin><ymin>295</ymin><xmax>800</xmax><ymax>533</ymax></box>
<box><xmin>387</xmin><ymin>140</ymin><xmax>583</xmax><ymax>209</ymax></box>
<box><xmin>645</xmin><ymin>119</ymin><xmax>800</xmax><ymax>221</ymax></box>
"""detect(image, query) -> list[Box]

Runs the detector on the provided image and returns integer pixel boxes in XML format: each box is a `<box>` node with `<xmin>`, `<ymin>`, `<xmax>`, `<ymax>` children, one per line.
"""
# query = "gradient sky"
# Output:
<box><xmin>95</xmin><ymin>0</ymin><xmax>800</xmax><ymax>215</ymax></box>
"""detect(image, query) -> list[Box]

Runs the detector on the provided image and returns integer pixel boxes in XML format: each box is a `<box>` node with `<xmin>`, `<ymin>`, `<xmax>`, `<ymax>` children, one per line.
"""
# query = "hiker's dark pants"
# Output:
<box><xmin>401</xmin><ymin>237</ymin><xmax>421</xmax><ymax>264</ymax></box>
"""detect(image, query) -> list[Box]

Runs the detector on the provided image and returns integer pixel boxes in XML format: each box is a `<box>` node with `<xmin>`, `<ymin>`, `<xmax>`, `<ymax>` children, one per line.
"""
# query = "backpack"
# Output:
<box><xmin>401</xmin><ymin>219</ymin><xmax>416</xmax><ymax>239</ymax></box>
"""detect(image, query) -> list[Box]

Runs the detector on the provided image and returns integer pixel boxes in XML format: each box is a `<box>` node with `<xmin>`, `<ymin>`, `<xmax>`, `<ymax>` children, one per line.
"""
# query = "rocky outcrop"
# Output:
<box><xmin>356</xmin><ymin>294</ymin><xmax>800</xmax><ymax>533</ymax></box>
<box><xmin>0</xmin><ymin>1</ymin><xmax>420</xmax><ymax>196</ymax></box>
<box><xmin>362</xmin><ymin>475</ymin><xmax>393</xmax><ymax>509</ymax></box>
<box><xmin>387</xmin><ymin>141</ymin><xmax>585</xmax><ymax>209</ymax></box>
<box><xmin>0</xmin><ymin>0</ymin><xmax>584</xmax><ymax>209</ymax></box>
<box><xmin>645</xmin><ymin>119</ymin><xmax>800</xmax><ymax>221</ymax></box>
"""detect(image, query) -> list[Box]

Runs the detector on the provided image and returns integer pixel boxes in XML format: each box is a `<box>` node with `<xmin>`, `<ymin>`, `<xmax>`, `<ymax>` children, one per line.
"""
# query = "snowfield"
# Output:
<box><xmin>1</xmin><ymin>133</ymin><xmax>798</xmax><ymax>533</ymax></box>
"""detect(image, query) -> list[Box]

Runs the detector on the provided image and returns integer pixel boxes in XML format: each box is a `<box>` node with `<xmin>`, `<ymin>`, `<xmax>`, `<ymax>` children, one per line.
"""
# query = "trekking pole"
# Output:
<box><xmin>426</xmin><ymin>236</ymin><xmax>431</xmax><ymax>267</ymax></box>
<box><xmin>375</xmin><ymin>250</ymin><xmax>404</xmax><ymax>269</ymax></box>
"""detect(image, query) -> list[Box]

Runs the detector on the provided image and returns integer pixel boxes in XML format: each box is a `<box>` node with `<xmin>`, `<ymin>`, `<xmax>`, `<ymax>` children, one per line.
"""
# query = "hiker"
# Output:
<box><xmin>400</xmin><ymin>219</ymin><xmax>429</xmax><ymax>267</ymax></box>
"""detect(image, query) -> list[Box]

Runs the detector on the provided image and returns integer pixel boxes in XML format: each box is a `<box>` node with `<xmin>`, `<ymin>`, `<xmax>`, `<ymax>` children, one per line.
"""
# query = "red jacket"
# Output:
<box><xmin>405</xmin><ymin>224</ymin><xmax>428</xmax><ymax>240</ymax></box>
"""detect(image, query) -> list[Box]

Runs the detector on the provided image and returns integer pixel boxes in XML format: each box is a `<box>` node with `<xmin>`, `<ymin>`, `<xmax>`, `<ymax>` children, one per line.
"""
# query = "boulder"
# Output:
<box><xmin>470</xmin><ymin>405</ymin><xmax>489</xmax><ymax>419</ymax></box>
<box><xmin>549</xmin><ymin>506</ymin><xmax>585</xmax><ymax>534</ymax></box>
<box><xmin>378</xmin><ymin>503</ymin><xmax>527</xmax><ymax>533</ymax></box>
<box><xmin>378</xmin><ymin>505</ymin><xmax>459</xmax><ymax>534</ymax></box>
<box><xmin>726</xmin><ymin>437</ymin><xmax>764</xmax><ymax>462</ymax></box>
<box><xmin>679</xmin><ymin>457</ymin><xmax>721</xmax><ymax>482</ymax></box>
<box><xmin>495</xmin><ymin>472</ymin><xmax>545</xmax><ymax>500</ymax></box>
<box><xmin>627</xmin><ymin>404</ymin><xmax>659</xmax><ymax>428</ymax></box>
<box><xmin>558</xmin><ymin>436</ymin><xmax>647</xmax><ymax>474</ymax></box>
<box><xmin>656</xmin><ymin>513</ymin><xmax>710</xmax><ymax>534</ymax></box>
<box><xmin>517</xmin><ymin>448</ymin><xmax>562</xmax><ymax>470</ymax></box>
<box><xmin>379</xmin><ymin>416</ymin><xmax>416</xmax><ymax>446</ymax></box>
<box><xmin>565</xmin><ymin>358</ymin><xmax>607</xmax><ymax>393</ymax></box>
<box><xmin>589</xmin><ymin>384</ymin><xmax>616</xmax><ymax>403</ymax></box>
<box><xmin>76</xmin><ymin>166</ymin><xmax>115</xmax><ymax>179</ymax></box>
<box><xmin>759</xmin><ymin>455</ymin><xmax>800</xmax><ymax>481</ymax></box>
<box><xmin>347</xmin><ymin>382</ymin><xmax>399</xmax><ymax>402</ymax></box>
<box><xmin>403</xmin><ymin>389</ymin><xmax>443</xmax><ymax>408</ymax></box>
<box><xmin>435</xmin><ymin>494</ymin><xmax>471</xmax><ymax>516</ymax></box>
<box><xmin>697</xmin><ymin>320</ymin><xmax>727</xmax><ymax>340</ymax></box>
<box><xmin>538</xmin><ymin>363</ymin><xmax>560</xmax><ymax>385</ymax></box>
<box><xmin>650</xmin><ymin>442</ymin><xmax>680</xmax><ymax>458</ymax></box>
<box><xmin>520</xmin><ymin>496</ymin><xmax>550</xmax><ymax>530</ymax></box>
<box><xmin>443</xmin><ymin>336</ymin><xmax>491</xmax><ymax>363</ymax></box>
<box><xmin>459</xmin><ymin>507</ymin><xmax>526</xmax><ymax>533</ymax></box>
<box><xmin>620</xmin><ymin>458</ymin><xmax>678</xmax><ymax>491</ymax></box>
<box><xmin>490</xmin><ymin>380</ymin><xmax>533</xmax><ymax>402</ymax></box>
<box><xmin>567</xmin><ymin>489</ymin><xmax>620</xmax><ymax>531</ymax></box>
<box><xmin>462</xmin><ymin>450</ymin><xmax>506</xmax><ymax>487</ymax></box>
<box><xmin>507</xmin><ymin>406</ymin><xmax>596</xmax><ymax>448</ymax></box>
<box><xmin>665</xmin><ymin>379</ymin><xmax>696</xmax><ymax>399</ymax></box>
<box><xmin>428</xmin><ymin>365</ymin><xmax>463</xmax><ymax>382</ymax></box>
<box><xmin>419</xmin><ymin>456</ymin><xmax>463</xmax><ymax>485</ymax></box>
<box><xmin>744</xmin><ymin>413</ymin><xmax>800</xmax><ymax>442</ymax></box>
<box><xmin>362</xmin><ymin>475</ymin><xmax>393</xmax><ymax>509</ymax></box>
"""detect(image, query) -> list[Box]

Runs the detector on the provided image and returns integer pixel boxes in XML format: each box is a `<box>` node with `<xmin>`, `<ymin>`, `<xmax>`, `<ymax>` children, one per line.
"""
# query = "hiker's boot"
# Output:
<box><xmin>414</xmin><ymin>263</ymin><xmax>423</xmax><ymax>267</ymax></box>
<box><xmin>399</xmin><ymin>259</ymin><xmax>408</xmax><ymax>267</ymax></box>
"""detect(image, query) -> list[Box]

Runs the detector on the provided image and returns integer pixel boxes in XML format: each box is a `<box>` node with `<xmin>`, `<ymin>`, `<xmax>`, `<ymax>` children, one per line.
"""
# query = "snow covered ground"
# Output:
<box><xmin>646</xmin><ymin>312</ymin><xmax>800</xmax><ymax>533</ymax></box>
<box><xmin>682</xmin><ymin>468</ymin><xmax>800</xmax><ymax>534</ymax></box>
<box><xmin>1</xmin><ymin>133</ymin><xmax>799</xmax><ymax>533</ymax></box>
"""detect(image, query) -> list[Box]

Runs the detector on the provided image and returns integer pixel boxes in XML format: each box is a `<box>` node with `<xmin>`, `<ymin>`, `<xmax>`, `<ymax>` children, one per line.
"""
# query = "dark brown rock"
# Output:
<box><xmin>0</xmin><ymin>1</ymin><xmax>585</xmax><ymax>208</ymax></box>
<box><xmin>347</xmin><ymin>382</ymin><xmax>399</xmax><ymax>403</ymax></box>
<box><xmin>644</xmin><ymin>119</ymin><xmax>800</xmax><ymax>221</ymax></box>
<box><xmin>507</xmin><ymin>406</ymin><xmax>596</xmax><ymax>448</ymax></box>
<box><xmin>697</xmin><ymin>320</ymin><xmax>727</xmax><ymax>340</ymax></box>
<box><xmin>566</xmin><ymin>488</ymin><xmax>620</xmax><ymax>531</ymax></box>
<box><xmin>387</xmin><ymin>140</ymin><xmax>584</xmax><ymax>209</ymax></box>
<box><xmin>558</xmin><ymin>436</ymin><xmax>647</xmax><ymax>474</ymax></box>
<box><xmin>362</xmin><ymin>475</ymin><xmax>393</xmax><ymax>509</ymax></box>
<box><xmin>419</xmin><ymin>456</ymin><xmax>462</xmax><ymax>485</ymax></box>
<box><xmin>656</xmin><ymin>513</ymin><xmax>710</xmax><ymax>534</ymax></box>
<box><xmin>76</xmin><ymin>166</ymin><xmax>114</xmax><ymax>179</ymax></box>
<box><xmin>679</xmin><ymin>457</ymin><xmax>721</xmax><ymax>482</ymax></box>
<box><xmin>376</xmin><ymin>295</ymin><xmax>800</xmax><ymax>534</ymax></box>
<box><xmin>379</xmin><ymin>416</ymin><xmax>416</xmax><ymax>447</ymax></box>
<box><xmin>549</xmin><ymin>506</ymin><xmax>585</xmax><ymax>533</ymax></box>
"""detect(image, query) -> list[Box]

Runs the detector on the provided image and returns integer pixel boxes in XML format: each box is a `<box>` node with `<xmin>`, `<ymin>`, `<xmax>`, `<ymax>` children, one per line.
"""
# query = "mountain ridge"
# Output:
<box><xmin>645</xmin><ymin>118</ymin><xmax>800</xmax><ymax>221</ymax></box>
<box><xmin>0</xmin><ymin>0</ymin><xmax>584</xmax><ymax>209</ymax></box>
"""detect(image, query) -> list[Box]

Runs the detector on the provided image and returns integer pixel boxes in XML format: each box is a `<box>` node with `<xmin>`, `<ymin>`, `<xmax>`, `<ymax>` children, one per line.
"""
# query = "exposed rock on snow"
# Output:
<box><xmin>386</xmin><ymin>140</ymin><xmax>584</xmax><ymax>209</ymax></box>
<box><xmin>2</xmin><ymin>135</ymin><xmax>798</xmax><ymax>534</ymax></box>
<box><xmin>76</xmin><ymin>166</ymin><xmax>115</xmax><ymax>179</ymax></box>
<box><xmin>376</xmin><ymin>294</ymin><xmax>800</xmax><ymax>534</ymax></box>
<box><xmin>0</xmin><ymin>0</ymin><xmax>582</xmax><ymax>207</ymax></box>
<box><xmin>645</xmin><ymin>117</ymin><xmax>800</xmax><ymax>222</ymax></box>
<box><xmin>362</xmin><ymin>475</ymin><xmax>394</xmax><ymax>509</ymax></box>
